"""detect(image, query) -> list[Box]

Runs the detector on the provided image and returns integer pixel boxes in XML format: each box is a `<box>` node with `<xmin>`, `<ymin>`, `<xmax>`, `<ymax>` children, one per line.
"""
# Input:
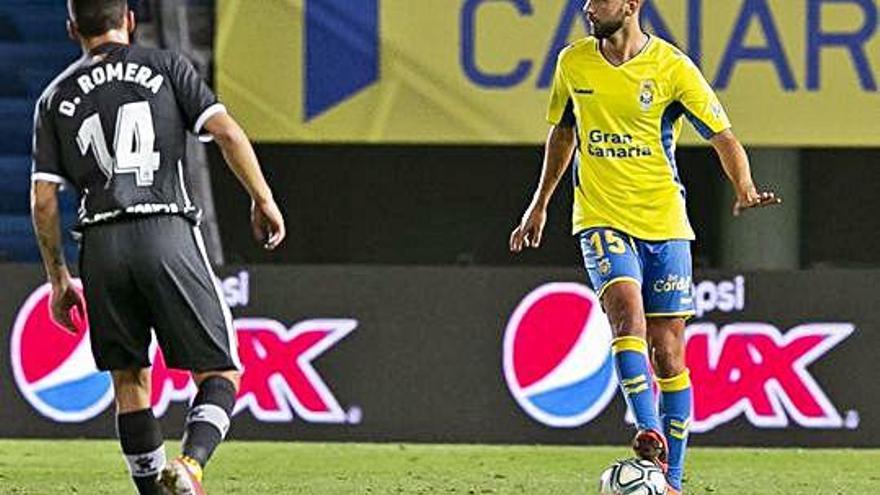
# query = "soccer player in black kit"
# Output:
<box><xmin>30</xmin><ymin>1</ymin><xmax>285</xmax><ymax>494</ymax></box>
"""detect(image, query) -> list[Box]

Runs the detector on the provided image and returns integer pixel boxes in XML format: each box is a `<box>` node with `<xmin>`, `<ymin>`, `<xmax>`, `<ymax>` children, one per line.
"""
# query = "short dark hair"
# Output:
<box><xmin>68</xmin><ymin>0</ymin><xmax>128</xmax><ymax>38</ymax></box>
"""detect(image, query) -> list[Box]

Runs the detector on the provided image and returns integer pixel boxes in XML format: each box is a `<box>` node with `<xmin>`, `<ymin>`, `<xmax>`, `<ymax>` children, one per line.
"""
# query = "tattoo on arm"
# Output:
<box><xmin>31</xmin><ymin>183</ymin><xmax>69</xmax><ymax>284</ymax></box>
<box><xmin>36</xmin><ymin>220</ymin><xmax>66</xmax><ymax>271</ymax></box>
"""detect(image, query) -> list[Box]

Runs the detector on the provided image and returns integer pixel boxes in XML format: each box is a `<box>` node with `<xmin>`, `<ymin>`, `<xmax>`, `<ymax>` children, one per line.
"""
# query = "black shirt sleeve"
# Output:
<box><xmin>31</xmin><ymin>93</ymin><xmax>68</xmax><ymax>185</ymax></box>
<box><xmin>169</xmin><ymin>53</ymin><xmax>225</xmax><ymax>139</ymax></box>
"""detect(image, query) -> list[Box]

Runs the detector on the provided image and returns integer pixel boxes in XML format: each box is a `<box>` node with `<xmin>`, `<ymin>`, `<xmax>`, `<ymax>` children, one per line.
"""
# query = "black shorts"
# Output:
<box><xmin>80</xmin><ymin>215</ymin><xmax>239</xmax><ymax>372</ymax></box>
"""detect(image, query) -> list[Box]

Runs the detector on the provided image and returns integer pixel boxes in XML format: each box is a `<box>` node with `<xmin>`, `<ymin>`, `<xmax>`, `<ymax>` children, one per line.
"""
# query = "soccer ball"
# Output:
<box><xmin>598</xmin><ymin>458</ymin><xmax>668</xmax><ymax>495</ymax></box>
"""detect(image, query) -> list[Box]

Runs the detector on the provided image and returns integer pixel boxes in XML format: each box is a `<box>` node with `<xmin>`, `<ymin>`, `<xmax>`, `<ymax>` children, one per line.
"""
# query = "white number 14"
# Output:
<box><xmin>76</xmin><ymin>101</ymin><xmax>160</xmax><ymax>187</ymax></box>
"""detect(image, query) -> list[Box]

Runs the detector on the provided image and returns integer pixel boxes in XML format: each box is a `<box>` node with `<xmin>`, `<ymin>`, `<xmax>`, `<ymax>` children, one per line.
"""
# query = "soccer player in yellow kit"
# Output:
<box><xmin>510</xmin><ymin>1</ymin><xmax>780</xmax><ymax>493</ymax></box>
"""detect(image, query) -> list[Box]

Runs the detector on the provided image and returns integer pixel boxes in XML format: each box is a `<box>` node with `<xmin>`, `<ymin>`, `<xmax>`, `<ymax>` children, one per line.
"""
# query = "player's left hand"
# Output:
<box><xmin>733</xmin><ymin>188</ymin><xmax>782</xmax><ymax>216</ymax></box>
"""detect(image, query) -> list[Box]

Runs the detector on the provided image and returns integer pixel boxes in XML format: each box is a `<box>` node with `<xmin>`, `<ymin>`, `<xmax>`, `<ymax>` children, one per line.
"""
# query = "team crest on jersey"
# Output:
<box><xmin>638</xmin><ymin>80</ymin><xmax>656</xmax><ymax>111</ymax></box>
<box><xmin>711</xmin><ymin>101</ymin><xmax>724</xmax><ymax>119</ymax></box>
<box><xmin>597</xmin><ymin>258</ymin><xmax>612</xmax><ymax>276</ymax></box>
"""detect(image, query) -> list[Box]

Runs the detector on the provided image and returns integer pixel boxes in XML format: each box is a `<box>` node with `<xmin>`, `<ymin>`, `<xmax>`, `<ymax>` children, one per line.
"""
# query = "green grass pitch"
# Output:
<box><xmin>0</xmin><ymin>440</ymin><xmax>878</xmax><ymax>494</ymax></box>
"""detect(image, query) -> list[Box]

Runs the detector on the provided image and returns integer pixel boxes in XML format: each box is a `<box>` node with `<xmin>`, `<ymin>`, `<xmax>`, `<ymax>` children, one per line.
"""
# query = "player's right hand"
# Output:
<box><xmin>510</xmin><ymin>206</ymin><xmax>547</xmax><ymax>253</ymax></box>
<box><xmin>50</xmin><ymin>282</ymin><xmax>85</xmax><ymax>335</ymax></box>
<box><xmin>251</xmin><ymin>198</ymin><xmax>286</xmax><ymax>250</ymax></box>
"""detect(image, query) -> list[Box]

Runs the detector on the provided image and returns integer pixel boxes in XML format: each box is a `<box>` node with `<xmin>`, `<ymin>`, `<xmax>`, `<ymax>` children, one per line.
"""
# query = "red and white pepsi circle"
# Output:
<box><xmin>10</xmin><ymin>281</ymin><xmax>114</xmax><ymax>423</ymax></box>
<box><xmin>503</xmin><ymin>283</ymin><xmax>617</xmax><ymax>428</ymax></box>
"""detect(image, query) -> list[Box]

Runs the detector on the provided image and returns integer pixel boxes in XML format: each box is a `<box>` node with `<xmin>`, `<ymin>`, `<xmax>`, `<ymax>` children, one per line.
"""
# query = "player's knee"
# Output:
<box><xmin>112</xmin><ymin>367</ymin><xmax>149</xmax><ymax>385</ymax></box>
<box><xmin>601</xmin><ymin>285</ymin><xmax>646</xmax><ymax>338</ymax></box>
<box><xmin>194</xmin><ymin>370</ymin><xmax>240</xmax><ymax>393</ymax></box>
<box><xmin>652</xmin><ymin>344</ymin><xmax>686</xmax><ymax>378</ymax></box>
<box><xmin>606</xmin><ymin>309</ymin><xmax>646</xmax><ymax>338</ymax></box>
<box><xmin>111</xmin><ymin>368</ymin><xmax>151</xmax><ymax>413</ymax></box>
<box><xmin>222</xmin><ymin>370</ymin><xmax>241</xmax><ymax>393</ymax></box>
<box><xmin>647</xmin><ymin>318</ymin><xmax>687</xmax><ymax>377</ymax></box>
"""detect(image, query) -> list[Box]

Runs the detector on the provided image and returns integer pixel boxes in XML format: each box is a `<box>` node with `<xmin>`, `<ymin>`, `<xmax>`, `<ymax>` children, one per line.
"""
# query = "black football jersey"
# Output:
<box><xmin>32</xmin><ymin>42</ymin><xmax>224</xmax><ymax>229</ymax></box>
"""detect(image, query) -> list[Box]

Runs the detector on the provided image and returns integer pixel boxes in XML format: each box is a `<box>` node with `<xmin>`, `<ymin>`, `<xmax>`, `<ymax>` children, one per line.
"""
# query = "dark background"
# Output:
<box><xmin>208</xmin><ymin>145</ymin><xmax>880</xmax><ymax>268</ymax></box>
<box><xmin>2</xmin><ymin>265</ymin><xmax>876</xmax><ymax>447</ymax></box>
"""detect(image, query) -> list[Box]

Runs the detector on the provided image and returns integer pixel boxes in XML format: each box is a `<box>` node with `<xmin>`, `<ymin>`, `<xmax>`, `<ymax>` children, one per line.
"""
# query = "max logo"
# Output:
<box><xmin>150</xmin><ymin>318</ymin><xmax>358</xmax><ymax>423</ymax></box>
<box><xmin>503</xmin><ymin>284</ymin><xmax>857</xmax><ymax>432</ymax></box>
<box><xmin>688</xmin><ymin>322</ymin><xmax>855</xmax><ymax>433</ymax></box>
<box><xmin>305</xmin><ymin>0</ymin><xmax>380</xmax><ymax>120</ymax></box>
<box><xmin>10</xmin><ymin>280</ymin><xmax>358</xmax><ymax>425</ymax></box>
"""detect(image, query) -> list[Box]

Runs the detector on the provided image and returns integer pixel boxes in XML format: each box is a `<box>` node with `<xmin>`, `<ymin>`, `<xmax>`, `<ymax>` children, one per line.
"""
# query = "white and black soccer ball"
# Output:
<box><xmin>598</xmin><ymin>458</ymin><xmax>668</xmax><ymax>495</ymax></box>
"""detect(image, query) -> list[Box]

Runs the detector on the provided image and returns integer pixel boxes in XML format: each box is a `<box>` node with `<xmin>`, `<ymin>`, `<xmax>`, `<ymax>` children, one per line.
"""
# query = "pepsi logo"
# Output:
<box><xmin>10</xmin><ymin>281</ymin><xmax>114</xmax><ymax>423</ymax></box>
<box><xmin>10</xmin><ymin>281</ymin><xmax>359</xmax><ymax>425</ymax></box>
<box><xmin>503</xmin><ymin>283</ymin><xmax>616</xmax><ymax>428</ymax></box>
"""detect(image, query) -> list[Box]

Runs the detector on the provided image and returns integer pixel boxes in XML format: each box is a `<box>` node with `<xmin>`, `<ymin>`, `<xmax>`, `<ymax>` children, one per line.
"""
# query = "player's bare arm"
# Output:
<box><xmin>204</xmin><ymin>112</ymin><xmax>286</xmax><ymax>250</ymax></box>
<box><xmin>31</xmin><ymin>180</ymin><xmax>84</xmax><ymax>334</ymax></box>
<box><xmin>710</xmin><ymin>129</ymin><xmax>783</xmax><ymax>216</ymax></box>
<box><xmin>510</xmin><ymin>124</ymin><xmax>577</xmax><ymax>253</ymax></box>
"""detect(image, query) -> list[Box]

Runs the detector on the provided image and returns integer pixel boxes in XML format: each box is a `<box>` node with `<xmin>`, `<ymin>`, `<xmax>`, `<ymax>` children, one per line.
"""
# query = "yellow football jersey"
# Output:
<box><xmin>547</xmin><ymin>36</ymin><xmax>731</xmax><ymax>240</ymax></box>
